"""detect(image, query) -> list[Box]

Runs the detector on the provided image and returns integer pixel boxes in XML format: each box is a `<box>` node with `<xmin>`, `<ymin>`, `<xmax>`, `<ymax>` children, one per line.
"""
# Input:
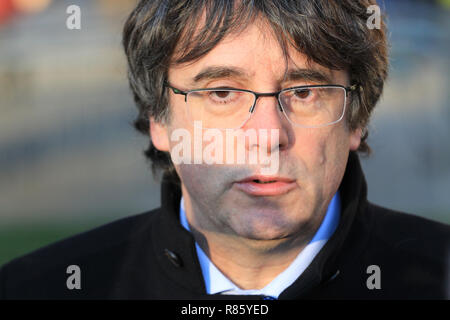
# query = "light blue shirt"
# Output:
<box><xmin>180</xmin><ymin>192</ymin><xmax>341</xmax><ymax>299</ymax></box>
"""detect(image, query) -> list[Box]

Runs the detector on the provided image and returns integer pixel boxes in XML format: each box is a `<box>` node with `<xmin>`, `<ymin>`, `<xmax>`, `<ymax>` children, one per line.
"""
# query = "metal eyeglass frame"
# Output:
<box><xmin>165</xmin><ymin>82</ymin><xmax>358</xmax><ymax>129</ymax></box>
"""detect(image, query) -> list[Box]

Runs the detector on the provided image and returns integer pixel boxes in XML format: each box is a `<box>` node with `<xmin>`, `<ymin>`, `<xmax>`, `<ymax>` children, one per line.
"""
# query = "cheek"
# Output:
<box><xmin>175</xmin><ymin>164</ymin><xmax>233</xmax><ymax>203</ymax></box>
<box><xmin>320</xmin><ymin>127</ymin><xmax>352</xmax><ymax>192</ymax></box>
<box><xmin>292</xmin><ymin>127</ymin><xmax>350</xmax><ymax>184</ymax></box>
<box><xmin>175</xmin><ymin>164</ymin><xmax>217</xmax><ymax>209</ymax></box>
<box><xmin>292</xmin><ymin>129</ymin><xmax>329</xmax><ymax>169</ymax></box>
<box><xmin>320</xmin><ymin>125</ymin><xmax>351</xmax><ymax>158</ymax></box>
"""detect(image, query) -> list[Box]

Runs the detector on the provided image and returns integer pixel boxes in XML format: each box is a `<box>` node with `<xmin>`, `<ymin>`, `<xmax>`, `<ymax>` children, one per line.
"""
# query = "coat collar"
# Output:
<box><xmin>151</xmin><ymin>151</ymin><xmax>369</xmax><ymax>299</ymax></box>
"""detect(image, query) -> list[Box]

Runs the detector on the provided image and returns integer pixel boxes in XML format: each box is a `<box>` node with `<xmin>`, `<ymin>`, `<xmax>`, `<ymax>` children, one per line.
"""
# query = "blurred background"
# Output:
<box><xmin>0</xmin><ymin>0</ymin><xmax>449</xmax><ymax>266</ymax></box>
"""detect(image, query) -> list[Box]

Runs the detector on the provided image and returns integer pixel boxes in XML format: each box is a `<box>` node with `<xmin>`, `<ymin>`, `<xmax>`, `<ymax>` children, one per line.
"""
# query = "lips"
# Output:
<box><xmin>234</xmin><ymin>175</ymin><xmax>297</xmax><ymax>196</ymax></box>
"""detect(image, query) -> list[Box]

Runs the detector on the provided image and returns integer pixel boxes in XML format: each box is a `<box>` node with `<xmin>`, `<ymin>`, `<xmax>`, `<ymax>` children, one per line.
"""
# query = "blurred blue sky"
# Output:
<box><xmin>0</xmin><ymin>0</ymin><xmax>449</xmax><ymax>226</ymax></box>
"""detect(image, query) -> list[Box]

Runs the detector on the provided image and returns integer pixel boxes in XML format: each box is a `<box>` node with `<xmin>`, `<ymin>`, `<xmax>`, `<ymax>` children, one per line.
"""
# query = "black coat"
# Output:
<box><xmin>1</xmin><ymin>152</ymin><xmax>449</xmax><ymax>299</ymax></box>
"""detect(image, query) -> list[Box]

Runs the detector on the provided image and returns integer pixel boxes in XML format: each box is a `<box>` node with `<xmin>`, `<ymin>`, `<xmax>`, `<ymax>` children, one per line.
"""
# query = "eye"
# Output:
<box><xmin>294</xmin><ymin>89</ymin><xmax>312</xmax><ymax>99</ymax></box>
<box><xmin>212</xmin><ymin>91</ymin><xmax>231</xmax><ymax>99</ymax></box>
<box><xmin>208</xmin><ymin>90</ymin><xmax>239</xmax><ymax>104</ymax></box>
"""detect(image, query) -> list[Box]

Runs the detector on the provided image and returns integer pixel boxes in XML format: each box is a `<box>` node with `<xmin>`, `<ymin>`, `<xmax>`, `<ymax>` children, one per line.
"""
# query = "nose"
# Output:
<box><xmin>241</xmin><ymin>94</ymin><xmax>290</xmax><ymax>153</ymax></box>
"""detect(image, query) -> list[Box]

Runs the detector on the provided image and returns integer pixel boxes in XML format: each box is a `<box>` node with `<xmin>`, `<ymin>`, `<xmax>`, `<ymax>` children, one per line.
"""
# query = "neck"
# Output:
<box><xmin>183</xmin><ymin>201</ymin><xmax>318</xmax><ymax>290</ymax></box>
<box><xmin>196</xmin><ymin>229</ymin><xmax>313</xmax><ymax>289</ymax></box>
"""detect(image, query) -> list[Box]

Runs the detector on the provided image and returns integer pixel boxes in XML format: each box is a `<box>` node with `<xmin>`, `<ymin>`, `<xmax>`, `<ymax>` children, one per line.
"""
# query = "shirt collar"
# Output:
<box><xmin>179</xmin><ymin>191</ymin><xmax>341</xmax><ymax>298</ymax></box>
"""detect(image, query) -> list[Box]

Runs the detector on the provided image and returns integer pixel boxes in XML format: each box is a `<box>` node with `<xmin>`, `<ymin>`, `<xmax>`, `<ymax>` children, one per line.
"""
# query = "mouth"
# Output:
<box><xmin>234</xmin><ymin>175</ymin><xmax>297</xmax><ymax>196</ymax></box>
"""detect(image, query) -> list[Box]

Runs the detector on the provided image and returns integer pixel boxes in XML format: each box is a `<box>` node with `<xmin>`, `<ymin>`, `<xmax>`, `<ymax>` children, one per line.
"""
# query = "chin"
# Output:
<box><xmin>239</xmin><ymin>230</ymin><xmax>290</xmax><ymax>241</ymax></box>
<box><xmin>228</xmin><ymin>210</ymin><xmax>300</xmax><ymax>241</ymax></box>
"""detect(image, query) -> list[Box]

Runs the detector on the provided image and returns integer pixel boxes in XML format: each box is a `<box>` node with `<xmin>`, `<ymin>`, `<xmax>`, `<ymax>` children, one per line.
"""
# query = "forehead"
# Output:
<box><xmin>168</xmin><ymin>17</ymin><xmax>348</xmax><ymax>87</ymax></box>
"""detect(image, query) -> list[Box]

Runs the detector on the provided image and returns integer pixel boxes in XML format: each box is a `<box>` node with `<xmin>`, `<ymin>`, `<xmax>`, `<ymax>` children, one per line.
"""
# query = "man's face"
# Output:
<box><xmin>151</xmin><ymin>19</ymin><xmax>361</xmax><ymax>242</ymax></box>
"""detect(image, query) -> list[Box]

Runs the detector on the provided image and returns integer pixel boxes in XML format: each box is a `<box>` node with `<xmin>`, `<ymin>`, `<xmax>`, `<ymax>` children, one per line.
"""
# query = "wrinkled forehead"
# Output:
<box><xmin>169</xmin><ymin>1</ymin><xmax>346</xmax><ymax>84</ymax></box>
<box><xmin>169</xmin><ymin>8</ymin><xmax>346</xmax><ymax>85</ymax></box>
<box><xmin>168</xmin><ymin>16</ymin><xmax>347</xmax><ymax>88</ymax></box>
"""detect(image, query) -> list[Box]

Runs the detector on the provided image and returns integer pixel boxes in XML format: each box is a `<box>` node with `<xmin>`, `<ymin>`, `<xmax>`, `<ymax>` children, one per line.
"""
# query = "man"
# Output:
<box><xmin>1</xmin><ymin>0</ymin><xmax>449</xmax><ymax>300</ymax></box>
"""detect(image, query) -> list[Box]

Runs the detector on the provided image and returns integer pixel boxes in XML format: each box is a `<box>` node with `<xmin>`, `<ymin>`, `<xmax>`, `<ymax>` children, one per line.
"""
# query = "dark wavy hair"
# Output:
<box><xmin>122</xmin><ymin>0</ymin><xmax>389</xmax><ymax>179</ymax></box>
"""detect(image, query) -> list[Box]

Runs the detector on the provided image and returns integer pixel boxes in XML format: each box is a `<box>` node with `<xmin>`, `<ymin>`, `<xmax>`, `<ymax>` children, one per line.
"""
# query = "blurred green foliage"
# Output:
<box><xmin>0</xmin><ymin>219</ymin><xmax>109</xmax><ymax>267</ymax></box>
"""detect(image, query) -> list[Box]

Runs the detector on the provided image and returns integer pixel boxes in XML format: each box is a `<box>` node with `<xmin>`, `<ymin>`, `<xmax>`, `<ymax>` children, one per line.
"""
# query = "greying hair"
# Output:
<box><xmin>123</xmin><ymin>0</ymin><xmax>389</xmax><ymax>178</ymax></box>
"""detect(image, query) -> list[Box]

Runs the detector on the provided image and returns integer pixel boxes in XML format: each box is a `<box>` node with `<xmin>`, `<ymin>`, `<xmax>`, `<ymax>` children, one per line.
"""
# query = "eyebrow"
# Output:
<box><xmin>190</xmin><ymin>66</ymin><xmax>250</xmax><ymax>85</ymax></box>
<box><xmin>283</xmin><ymin>68</ymin><xmax>333</xmax><ymax>85</ymax></box>
<box><xmin>189</xmin><ymin>66</ymin><xmax>333</xmax><ymax>87</ymax></box>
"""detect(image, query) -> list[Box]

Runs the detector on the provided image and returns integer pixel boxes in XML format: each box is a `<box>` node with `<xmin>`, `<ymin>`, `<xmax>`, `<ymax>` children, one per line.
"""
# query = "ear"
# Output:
<box><xmin>349</xmin><ymin>127</ymin><xmax>362</xmax><ymax>151</ymax></box>
<box><xmin>150</xmin><ymin>117</ymin><xmax>170</xmax><ymax>152</ymax></box>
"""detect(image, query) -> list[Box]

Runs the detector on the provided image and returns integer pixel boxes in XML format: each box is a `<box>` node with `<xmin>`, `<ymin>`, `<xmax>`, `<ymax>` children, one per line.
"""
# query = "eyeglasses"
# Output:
<box><xmin>165</xmin><ymin>83</ymin><xmax>358</xmax><ymax>129</ymax></box>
